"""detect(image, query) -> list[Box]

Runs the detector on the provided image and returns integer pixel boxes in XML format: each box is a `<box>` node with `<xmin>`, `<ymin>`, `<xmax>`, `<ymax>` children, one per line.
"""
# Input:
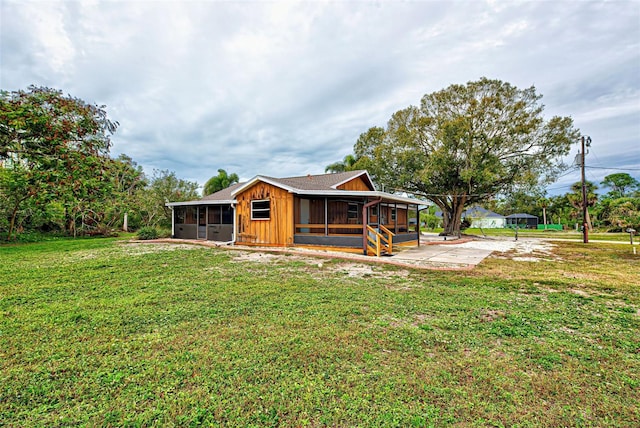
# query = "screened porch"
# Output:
<box><xmin>293</xmin><ymin>197</ymin><xmax>420</xmax><ymax>247</ymax></box>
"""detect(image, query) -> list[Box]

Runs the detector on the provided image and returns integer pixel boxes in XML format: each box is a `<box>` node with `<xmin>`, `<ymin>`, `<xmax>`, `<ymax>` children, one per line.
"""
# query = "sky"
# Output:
<box><xmin>1</xmin><ymin>0</ymin><xmax>639</xmax><ymax>196</ymax></box>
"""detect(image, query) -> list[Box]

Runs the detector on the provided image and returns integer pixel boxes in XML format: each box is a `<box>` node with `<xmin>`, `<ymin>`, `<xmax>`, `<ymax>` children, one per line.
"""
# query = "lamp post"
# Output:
<box><xmin>580</xmin><ymin>136</ymin><xmax>591</xmax><ymax>244</ymax></box>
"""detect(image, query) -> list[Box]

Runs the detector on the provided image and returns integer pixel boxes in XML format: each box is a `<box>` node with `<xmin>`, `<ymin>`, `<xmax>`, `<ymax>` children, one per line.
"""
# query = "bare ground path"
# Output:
<box><xmin>133</xmin><ymin>234</ymin><xmax>558</xmax><ymax>270</ymax></box>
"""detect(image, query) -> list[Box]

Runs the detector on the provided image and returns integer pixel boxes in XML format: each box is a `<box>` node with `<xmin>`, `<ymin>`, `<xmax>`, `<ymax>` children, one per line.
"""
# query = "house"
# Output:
<box><xmin>166</xmin><ymin>170</ymin><xmax>426</xmax><ymax>256</ymax></box>
<box><xmin>505</xmin><ymin>213</ymin><xmax>539</xmax><ymax>229</ymax></box>
<box><xmin>462</xmin><ymin>206</ymin><xmax>506</xmax><ymax>229</ymax></box>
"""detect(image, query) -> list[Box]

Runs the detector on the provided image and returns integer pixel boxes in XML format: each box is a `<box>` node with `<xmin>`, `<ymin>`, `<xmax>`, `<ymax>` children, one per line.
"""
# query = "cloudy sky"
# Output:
<box><xmin>2</xmin><ymin>0</ymin><xmax>639</xmax><ymax>195</ymax></box>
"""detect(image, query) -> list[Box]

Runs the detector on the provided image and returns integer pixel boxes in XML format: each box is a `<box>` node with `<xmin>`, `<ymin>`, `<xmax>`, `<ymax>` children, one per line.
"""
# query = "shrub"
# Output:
<box><xmin>137</xmin><ymin>227</ymin><xmax>159</xmax><ymax>240</ymax></box>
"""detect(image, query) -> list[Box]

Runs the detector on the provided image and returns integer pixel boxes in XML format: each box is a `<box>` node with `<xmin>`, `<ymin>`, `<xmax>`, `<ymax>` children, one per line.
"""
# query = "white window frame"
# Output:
<box><xmin>251</xmin><ymin>199</ymin><xmax>271</xmax><ymax>220</ymax></box>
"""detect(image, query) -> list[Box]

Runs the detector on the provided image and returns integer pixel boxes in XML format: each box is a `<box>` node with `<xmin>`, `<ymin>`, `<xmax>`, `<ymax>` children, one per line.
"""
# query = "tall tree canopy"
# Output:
<box><xmin>601</xmin><ymin>173</ymin><xmax>639</xmax><ymax>199</ymax></box>
<box><xmin>203</xmin><ymin>169</ymin><xmax>239</xmax><ymax>196</ymax></box>
<box><xmin>0</xmin><ymin>86</ymin><xmax>119</xmax><ymax>239</ymax></box>
<box><xmin>354</xmin><ymin>78</ymin><xmax>579</xmax><ymax>235</ymax></box>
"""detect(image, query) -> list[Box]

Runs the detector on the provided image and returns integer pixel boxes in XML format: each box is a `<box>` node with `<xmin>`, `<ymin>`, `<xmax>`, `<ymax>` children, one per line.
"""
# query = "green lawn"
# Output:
<box><xmin>1</xmin><ymin>238</ymin><xmax>638</xmax><ymax>426</ymax></box>
<box><xmin>462</xmin><ymin>228</ymin><xmax>633</xmax><ymax>242</ymax></box>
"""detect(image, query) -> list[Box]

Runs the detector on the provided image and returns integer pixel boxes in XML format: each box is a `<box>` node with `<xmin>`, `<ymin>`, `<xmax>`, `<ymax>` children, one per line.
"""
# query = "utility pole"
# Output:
<box><xmin>580</xmin><ymin>136</ymin><xmax>591</xmax><ymax>244</ymax></box>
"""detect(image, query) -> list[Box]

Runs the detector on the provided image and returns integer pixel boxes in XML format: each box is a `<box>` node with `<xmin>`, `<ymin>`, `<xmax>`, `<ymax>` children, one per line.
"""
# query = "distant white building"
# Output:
<box><xmin>462</xmin><ymin>206</ymin><xmax>506</xmax><ymax>229</ymax></box>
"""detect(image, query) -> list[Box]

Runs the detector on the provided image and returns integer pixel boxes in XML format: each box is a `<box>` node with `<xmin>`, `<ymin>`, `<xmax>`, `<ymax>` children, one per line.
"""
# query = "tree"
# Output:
<box><xmin>0</xmin><ymin>86</ymin><xmax>118</xmax><ymax>239</ymax></box>
<box><xmin>595</xmin><ymin>196</ymin><xmax>640</xmax><ymax>231</ymax></box>
<box><xmin>203</xmin><ymin>169</ymin><xmax>239</xmax><ymax>196</ymax></box>
<box><xmin>567</xmin><ymin>181</ymin><xmax>598</xmax><ymax>231</ymax></box>
<box><xmin>137</xmin><ymin>169</ymin><xmax>199</xmax><ymax>228</ymax></box>
<box><xmin>601</xmin><ymin>173</ymin><xmax>639</xmax><ymax>199</ymax></box>
<box><xmin>493</xmin><ymin>188</ymin><xmax>547</xmax><ymax>219</ymax></box>
<box><xmin>353</xmin><ymin>78</ymin><xmax>579</xmax><ymax>235</ymax></box>
<box><xmin>324</xmin><ymin>154</ymin><xmax>359</xmax><ymax>173</ymax></box>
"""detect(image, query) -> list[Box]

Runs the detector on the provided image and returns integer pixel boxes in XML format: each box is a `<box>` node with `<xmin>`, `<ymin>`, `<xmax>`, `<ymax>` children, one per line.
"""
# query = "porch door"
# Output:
<box><xmin>197</xmin><ymin>207</ymin><xmax>207</xmax><ymax>239</ymax></box>
<box><xmin>300</xmin><ymin>199</ymin><xmax>310</xmax><ymax>233</ymax></box>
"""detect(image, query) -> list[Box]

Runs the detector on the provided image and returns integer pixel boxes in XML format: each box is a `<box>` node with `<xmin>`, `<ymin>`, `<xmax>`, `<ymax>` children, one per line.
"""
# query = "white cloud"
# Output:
<box><xmin>1</xmin><ymin>0</ymin><xmax>638</xmax><ymax>191</ymax></box>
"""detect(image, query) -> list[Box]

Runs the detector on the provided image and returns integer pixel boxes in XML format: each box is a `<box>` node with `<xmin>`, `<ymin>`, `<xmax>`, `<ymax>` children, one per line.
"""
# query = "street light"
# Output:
<box><xmin>580</xmin><ymin>136</ymin><xmax>591</xmax><ymax>244</ymax></box>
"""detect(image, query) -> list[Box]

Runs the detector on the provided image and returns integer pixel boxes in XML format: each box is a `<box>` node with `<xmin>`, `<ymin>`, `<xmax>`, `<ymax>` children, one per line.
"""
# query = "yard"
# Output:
<box><xmin>1</xmin><ymin>237</ymin><xmax>638</xmax><ymax>426</ymax></box>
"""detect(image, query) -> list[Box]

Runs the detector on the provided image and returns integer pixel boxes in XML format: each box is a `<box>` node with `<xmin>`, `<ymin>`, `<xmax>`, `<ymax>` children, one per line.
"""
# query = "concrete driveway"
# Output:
<box><xmin>392</xmin><ymin>241</ymin><xmax>494</xmax><ymax>268</ymax></box>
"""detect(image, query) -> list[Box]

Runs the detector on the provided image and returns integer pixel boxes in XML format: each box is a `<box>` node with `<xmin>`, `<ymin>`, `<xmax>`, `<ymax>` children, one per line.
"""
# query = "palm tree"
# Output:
<box><xmin>567</xmin><ymin>181</ymin><xmax>598</xmax><ymax>231</ymax></box>
<box><xmin>325</xmin><ymin>154</ymin><xmax>358</xmax><ymax>173</ymax></box>
<box><xmin>203</xmin><ymin>169</ymin><xmax>239</xmax><ymax>196</ymax></box>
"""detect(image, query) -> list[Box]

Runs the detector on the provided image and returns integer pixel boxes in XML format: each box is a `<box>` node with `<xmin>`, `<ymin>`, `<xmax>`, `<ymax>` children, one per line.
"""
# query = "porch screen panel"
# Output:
<box><xmin>397</xmin><ymin>206</ymin><xmax>408</xmax><ymax>232</ymax></box>
<box><xmin>221</xmin><ymin>206</ymin><xmax>233</xmax><ymax>224</ymax></box>
<box><xmin>175</xmin><ymin>207</ymin><xmax>185</xmax><ymax>224</ymax></box>
<box><xmin>328</xmin><ymin>201</ymin><xmax>360</xmax><ymax>235</ymax></box>
<box><xmin>184</xmin><ymin>207</ymin><xmax>197</xmax><ymax>225</ymax></box>
<box><xmin>309</xmin><ymin>199</ymin><xmax>325</xmax><ymax>224</ymax></box>
<box><xmin>208</xmin><ymin>206</ymin><xmax>221</xmax><ymax>224</ymax></box>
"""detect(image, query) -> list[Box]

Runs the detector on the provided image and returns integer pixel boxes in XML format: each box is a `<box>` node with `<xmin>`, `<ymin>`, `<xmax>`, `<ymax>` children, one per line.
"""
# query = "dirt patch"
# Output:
<box><xmin>121</xmin><ymin>242</ymin><xmax>200</xmax><ymax>256</ymax></box>
<box><xmin>230</xmin><ymin>251</ymin><xmax>320</xmax><ymax>265</ymax></box>
<box><xmin>569</xmin><ymin>288</ymin><xmax>591</xmax><ymax>298</ymax></box>
<box><xmin>479</xmin><ymin>309</ymin><xmax>506</xmax><ymax>322</ymax></box>
<box><xmin>465</xmin><ymin>238</ymin><xmax>558</xmax><ymax>262</ymax></box>
<box><xmin>322</xmin><ymin>262</ymin><xmax>411</xmax><ymax>280</ymax></box>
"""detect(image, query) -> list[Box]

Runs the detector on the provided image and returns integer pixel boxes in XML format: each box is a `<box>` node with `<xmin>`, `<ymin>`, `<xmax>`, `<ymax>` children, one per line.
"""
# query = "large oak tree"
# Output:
<box><xmin>354</xmin><ymin>78</ymin><xmax>579</xmax><ymax>235</ymax></box>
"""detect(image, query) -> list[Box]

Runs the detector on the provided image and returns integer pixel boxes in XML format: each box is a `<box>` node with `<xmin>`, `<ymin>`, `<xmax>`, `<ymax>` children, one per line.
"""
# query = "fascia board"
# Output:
<box><xmin>230</xmin><ymin>176</ymin><xmax>297</xmax><ymax>197</ymax></box>
<box><xmin>330</xmin><ymin>170</ymin><xmax>376</xmax><ymax>190</ymax></box>
<box><xmin>166</xmin><ymin>200</ymin><xmax>236</xmax><ymax>207</ymax></box>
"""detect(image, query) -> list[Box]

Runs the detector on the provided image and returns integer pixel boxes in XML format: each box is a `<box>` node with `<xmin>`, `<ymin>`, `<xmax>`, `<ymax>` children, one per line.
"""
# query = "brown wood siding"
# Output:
<box><xmin>336</xmin><ymin>176</ymin><xmax>373</xmax><ymax>191</ymax></box>
<box><xmin>236</xmin><ymin>182</ymin><xmax>294</xmax><ymax>246</ymax></box>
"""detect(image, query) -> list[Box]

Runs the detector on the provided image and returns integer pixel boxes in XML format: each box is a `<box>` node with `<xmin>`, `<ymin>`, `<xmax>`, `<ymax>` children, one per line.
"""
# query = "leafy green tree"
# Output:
<box><xmin>137</xmin><ymin>169</ymin><xmax>199</xmax><ymax>228</ymax></box>
<box><xmin>547</xmin><ymin>194</ymin><xmax>573</xmax><ymax>228</ymax></box>
<box><xmin>493</xmin><ymin>189</ymin><xmax>547</xmax><ymax>219</ymax></box>
<box><xmin>0</xmin><ymin>86</ymin><xmax>118</xmax><ymax>239</ymax></box>
<box><xmin>324</xmin><ymin>154</ymin><xmax>359</xmax><ymax>174</ymax></box>
<box><xmin>595</xmin><ymin>196</ymin><xmax>640</xmax><ymax>231</ymax></box>
<box><xmin>203</xmin><ymin>169</ymin><xmax>239</xmax><ymax>196</ymax></box>
<box><xmin>82</xmin><ymin>154</ymin><xmax>145</xmax><ymax>234</ymax></box>
<box><xmin>601</xmin><ymin>173</ymin><xmax>639</xmax><ymax>199</ymax></box>
<box><xmin>353</xmin><ymin>78</ymin><xmax>579</xmax><ymax>235</ymax></box>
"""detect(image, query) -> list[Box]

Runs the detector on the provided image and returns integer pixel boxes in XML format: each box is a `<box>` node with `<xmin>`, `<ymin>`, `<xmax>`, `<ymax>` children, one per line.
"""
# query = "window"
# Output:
<box><xmin>251</xmin><ymin>200</ymin><xmax>270</xmax><ymax>220</ymax></box>
<box><xmin>347</xmin><ymin>203</ymin><xmax>359</xmax><ymax>220</ymax></box>
<box><xmin>391</xmin><ymin>207</ymin><xmax>397</xmax><ymax>221</ymax></box>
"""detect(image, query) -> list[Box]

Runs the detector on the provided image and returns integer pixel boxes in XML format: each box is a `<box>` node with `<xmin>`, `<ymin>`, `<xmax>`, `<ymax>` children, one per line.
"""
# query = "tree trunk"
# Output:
<box><xmin>6</xmin><ymin>196</ymin><xmax>28</xmax><ymax>241</ymax></box>
<box><xmin>442</xmin><ymin>197</ymin><xmax>467</xmax><ymax>236</ymax></box>
<box><xmin>7</xmin><ymin>203</ymin><xmax>20</xmax><ymax>241</ymax></box>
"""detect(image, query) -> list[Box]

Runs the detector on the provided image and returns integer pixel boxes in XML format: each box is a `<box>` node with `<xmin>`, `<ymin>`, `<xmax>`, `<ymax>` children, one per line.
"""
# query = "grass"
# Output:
<box><xmin>461</xmin><ymin>227</ymin><xmax>633</xmax><ymax>242</ymax></box>
<box><xmin>1</xmin><ymin>238</ymin><xmax>639</xmax><ymax>426</ymax></box>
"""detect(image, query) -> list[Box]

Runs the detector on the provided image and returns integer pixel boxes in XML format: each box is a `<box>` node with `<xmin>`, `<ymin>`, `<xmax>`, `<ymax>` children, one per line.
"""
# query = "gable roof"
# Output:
<box><xmin>231</xmin><ymin>170</ymin><xmax>374</xmax><ymax>196</ymax></box>
<box><xmin>167</xmin><ymin>170</ymin><xmax>428</xmax><ymax>207</ymax></box>
<box><xmin>201</xmin><ymin>182</ymin><xmax>244</xmax><ymax>202</ymax></box>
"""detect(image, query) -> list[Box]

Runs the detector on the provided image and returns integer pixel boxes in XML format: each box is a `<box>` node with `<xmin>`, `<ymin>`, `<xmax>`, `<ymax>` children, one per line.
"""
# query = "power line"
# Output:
<box><xmin>586</xmin><ymin>166</ymin><xmax>640</xmax><ymax>171</ymax></box>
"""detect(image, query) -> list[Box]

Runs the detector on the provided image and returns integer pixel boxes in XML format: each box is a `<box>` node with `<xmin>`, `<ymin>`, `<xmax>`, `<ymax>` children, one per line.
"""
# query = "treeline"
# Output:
<box><xmin>416</xmin><ymin>176</ymin><xmax>640</xmax><ymax>232</ymax></box>
<box><xmin>0</xmin><ymin>86</ymin><xmax>200</xmax><ymax>241</ymax></box>
<box><xmin>487</xmin><ymin>176</ymin><xmax>640</xmax><ymax>232</ymax></box>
